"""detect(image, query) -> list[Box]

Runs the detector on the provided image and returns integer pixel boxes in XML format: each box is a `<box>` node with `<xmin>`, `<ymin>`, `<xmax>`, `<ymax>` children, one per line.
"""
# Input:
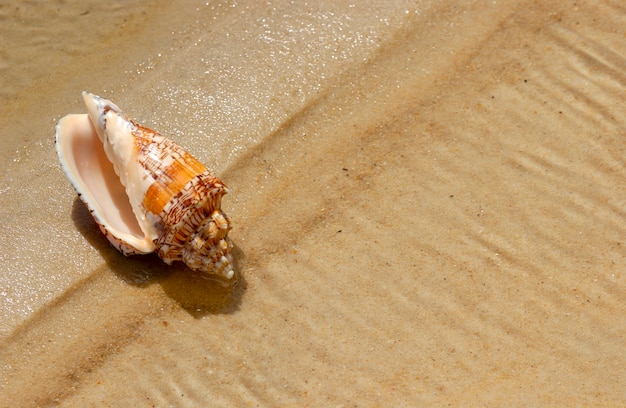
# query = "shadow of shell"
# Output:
<box><xmin>71</xmin><ymin>196</ymin><xmax>245</xmax><ymax>315</ymax></box>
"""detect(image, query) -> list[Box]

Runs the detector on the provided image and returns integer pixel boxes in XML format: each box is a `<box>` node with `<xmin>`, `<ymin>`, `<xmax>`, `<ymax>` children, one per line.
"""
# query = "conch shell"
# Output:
<box><xmin>55</xmin><ymin>92</ymin><xmax>234</xmax><ymax>279</ymax></box>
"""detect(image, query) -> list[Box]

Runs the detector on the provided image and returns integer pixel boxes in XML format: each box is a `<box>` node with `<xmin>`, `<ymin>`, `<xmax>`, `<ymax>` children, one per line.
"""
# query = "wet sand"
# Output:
<box><xmin>1</xmin><ymin>1</ymin><xmax>626</xmax><ymax>406</ymax></box>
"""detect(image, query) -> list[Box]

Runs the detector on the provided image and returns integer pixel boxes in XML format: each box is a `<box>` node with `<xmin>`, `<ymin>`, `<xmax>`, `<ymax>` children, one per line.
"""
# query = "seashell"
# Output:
<box><xmin>55</xmin><ymin>92</ymin><xmax>234</xmax><ymax>279</ymax></box>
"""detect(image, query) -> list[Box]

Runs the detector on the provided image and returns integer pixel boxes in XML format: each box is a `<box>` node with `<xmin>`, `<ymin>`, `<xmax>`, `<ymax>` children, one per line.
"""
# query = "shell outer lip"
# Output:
<box><xmin>55</xmin><ymin>113</ymin><xmax>157</xmax><ymax>255</ymax></box>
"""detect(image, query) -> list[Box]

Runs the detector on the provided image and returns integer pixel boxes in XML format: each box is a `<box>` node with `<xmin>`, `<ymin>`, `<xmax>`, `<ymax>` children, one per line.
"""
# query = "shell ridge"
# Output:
<box><xmin>154</xmin><ymin>172</ymin><xmax>230</xmax><ymax>255</ymax></box>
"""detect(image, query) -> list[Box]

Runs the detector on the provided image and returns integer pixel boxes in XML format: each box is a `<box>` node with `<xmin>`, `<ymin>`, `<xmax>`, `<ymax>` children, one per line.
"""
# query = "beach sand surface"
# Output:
<box><xmin>1</xmin><ymin>1</ymin><xmax>625</xmax><ymax>406</ymax></box>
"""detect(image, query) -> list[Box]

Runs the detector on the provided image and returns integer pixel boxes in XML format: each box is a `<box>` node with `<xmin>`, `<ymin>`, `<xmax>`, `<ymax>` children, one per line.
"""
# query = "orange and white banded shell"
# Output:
<box><xmin>55</xmin><ymin>92</ymin><xmax>234</xmax><ymax>279</ymax></box>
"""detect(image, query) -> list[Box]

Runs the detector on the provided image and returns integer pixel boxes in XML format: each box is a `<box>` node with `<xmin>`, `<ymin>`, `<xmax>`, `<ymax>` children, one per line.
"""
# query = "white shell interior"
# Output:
<box><xmin>55</xmin><ymin>113</ymin><xmax>156</xmax><ymax>254</ymax></box>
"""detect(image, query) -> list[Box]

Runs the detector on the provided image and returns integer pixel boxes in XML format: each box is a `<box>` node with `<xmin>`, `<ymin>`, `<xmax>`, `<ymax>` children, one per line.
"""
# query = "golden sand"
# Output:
<box><xmin>1</xmin><ymin>1</ymin><xmax>625</xmax><ymax>406</ymax></box>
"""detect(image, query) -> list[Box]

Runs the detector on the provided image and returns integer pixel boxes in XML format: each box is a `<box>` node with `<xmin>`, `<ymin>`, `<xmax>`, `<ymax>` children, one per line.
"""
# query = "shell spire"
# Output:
<box><xmin>56</xmin><ymin>92</ymin><xmax>234</xmax><ymax>279</ymax></box>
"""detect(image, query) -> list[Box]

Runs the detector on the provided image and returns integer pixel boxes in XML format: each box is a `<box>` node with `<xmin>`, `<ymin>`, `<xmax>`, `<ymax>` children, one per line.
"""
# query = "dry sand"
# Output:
<box><xmin>1</xmin><ymin>1</ymin><xmax>625</xmax><ymax>406</ymax></box>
